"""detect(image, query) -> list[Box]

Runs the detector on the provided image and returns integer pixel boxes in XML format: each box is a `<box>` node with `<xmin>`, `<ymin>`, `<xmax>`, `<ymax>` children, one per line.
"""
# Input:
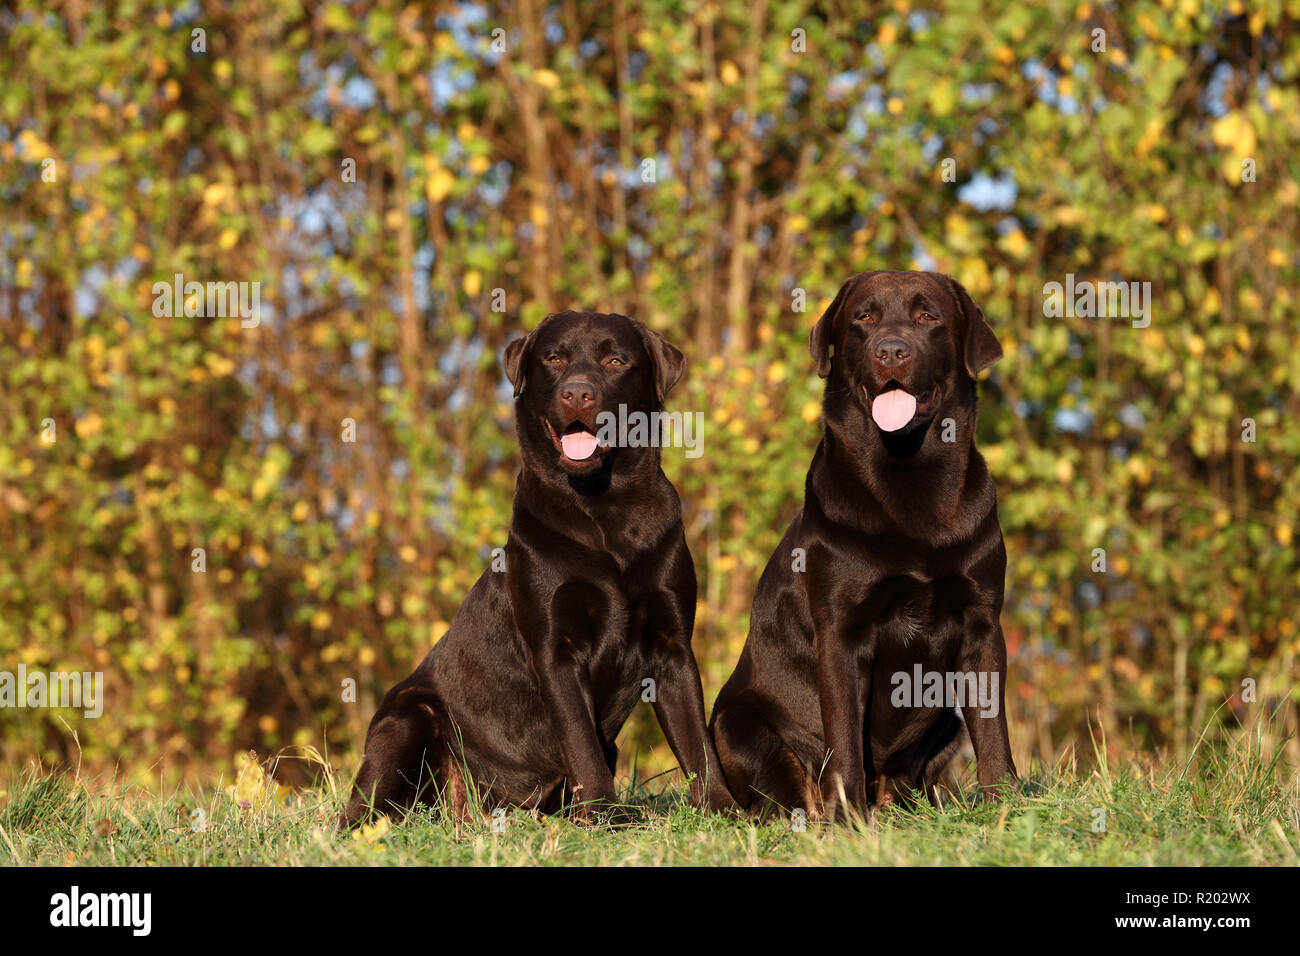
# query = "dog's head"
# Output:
<box><xmin>504</xmin><ymin>310</ymin><xmax>684</xmax><ymax>480</ymax></box>
<box><xmin>809</xmin><ymin>270</ymin><xmax>1001</xmax><ymax>447</ymax></box>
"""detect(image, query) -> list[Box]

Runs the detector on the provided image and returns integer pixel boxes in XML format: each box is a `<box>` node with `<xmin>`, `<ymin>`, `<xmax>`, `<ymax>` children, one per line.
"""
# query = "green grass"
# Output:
<box><xmin>4</xmin><ymin>733</ymin><xmax>1298</xmax><ymax>866</ymax></box>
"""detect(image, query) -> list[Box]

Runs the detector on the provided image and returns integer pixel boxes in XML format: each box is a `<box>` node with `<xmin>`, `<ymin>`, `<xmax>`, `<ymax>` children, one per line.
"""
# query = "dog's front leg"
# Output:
<box><xmin>956</xmin><ymin>610</ymin><xmax>1017</xmax><ymax>798</ymax></box>
<box><xmin>650</xmin><ymin>637</ymin><xmax>738</xmax><ymax>812</ymax></box>
<box><xmin>529</xmin><ymin>639</ymin><xmax>620</xmax><ymax>815</ymax></box>
<box><xmin>812</xmin><ymin>605</ymin><xmax>870</xmax><ymax>820</ymax></box>
<box><xmin>509</xmin><ymin>550</ymin><xmax>620</xmax><ymax>818</ymax></box>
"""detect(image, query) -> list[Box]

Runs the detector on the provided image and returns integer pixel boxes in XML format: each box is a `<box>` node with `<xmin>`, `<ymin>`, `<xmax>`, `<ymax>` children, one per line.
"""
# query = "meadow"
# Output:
<box><xmin>5</xmin><ymin>720</ymin><xmax>1296</xmax><ymax>867</ymax></box>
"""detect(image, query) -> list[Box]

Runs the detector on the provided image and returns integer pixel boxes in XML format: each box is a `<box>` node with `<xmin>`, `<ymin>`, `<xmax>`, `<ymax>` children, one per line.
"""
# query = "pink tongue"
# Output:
<box><xmin>871</xmin><ymin>389</ymin><xmax>918</xmax><ymax>432</ymax></box>
<box><xmin>560</xmin><ymin>430</ymin><xmax>599</xmax><ymax>460</ymax></box>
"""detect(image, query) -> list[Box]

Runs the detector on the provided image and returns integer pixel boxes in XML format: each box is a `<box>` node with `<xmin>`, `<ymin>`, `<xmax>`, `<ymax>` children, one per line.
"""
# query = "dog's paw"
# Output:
<box><xmin>569</xmin><ymin>797</ymin><xmax>637</xmax><ymax>828</ymax></box>
<box><xmin>697</xmin><ymin>786</ymin><xmax>740</xmax><ymax>815</ymax></box>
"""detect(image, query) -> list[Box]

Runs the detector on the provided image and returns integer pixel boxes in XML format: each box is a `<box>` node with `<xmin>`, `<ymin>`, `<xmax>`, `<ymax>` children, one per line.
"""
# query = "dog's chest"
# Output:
<box><xmin>861</xmin><ymin>572</ymin><xmax>974</xmax><ymax>647</ymax></box>
<box><xmin>556</xmin><ymin>578</ymin><xmax>664</xmax><ymax>656</ymax></box>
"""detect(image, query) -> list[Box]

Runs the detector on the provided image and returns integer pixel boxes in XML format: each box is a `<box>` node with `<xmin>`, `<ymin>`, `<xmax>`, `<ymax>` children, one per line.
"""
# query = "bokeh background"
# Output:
<box><xmin>2</xmin><ymin>0</ymin><xmax>1298</xmax><ymax>790</ymax></box>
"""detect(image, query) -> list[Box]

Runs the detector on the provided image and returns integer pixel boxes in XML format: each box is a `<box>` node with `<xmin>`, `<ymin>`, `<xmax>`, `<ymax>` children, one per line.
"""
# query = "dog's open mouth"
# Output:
<box><xmin>545</xmin><ymin>419</ymin><xmax>603</xmax><ymax>462</ymax></box>
<box><xmin>864</xmin><ymin>381</ymin><xmax>937</xmax><ymax>432</ymax></box>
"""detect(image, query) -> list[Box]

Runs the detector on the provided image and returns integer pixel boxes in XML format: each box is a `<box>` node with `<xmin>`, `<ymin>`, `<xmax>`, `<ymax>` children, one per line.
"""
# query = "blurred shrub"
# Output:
<box><xmin>1</xmin><ymin>0</ymin><xmax>1297</xmax><ymax>782</ymax></box>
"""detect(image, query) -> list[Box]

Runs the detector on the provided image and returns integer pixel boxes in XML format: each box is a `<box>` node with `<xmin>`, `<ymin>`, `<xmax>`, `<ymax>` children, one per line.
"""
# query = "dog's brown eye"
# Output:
<box><xmin>607</xmin><ymin>357</ymin><xmax>625</xmax><ymax>367</ymax></box>
<box><xmin>546</xmin><ymin>353</ymin><xmax>562</xmax><ymax>364</ymax></box>
<box><xmin>919</xmin><ymin>311</ymin><xmax>937</xmax><ymax>321</ymax></box>
<box><xmin>858</xmin><ymin>312</ymin><xmax>874</xmax><ymax>323</ymax></box>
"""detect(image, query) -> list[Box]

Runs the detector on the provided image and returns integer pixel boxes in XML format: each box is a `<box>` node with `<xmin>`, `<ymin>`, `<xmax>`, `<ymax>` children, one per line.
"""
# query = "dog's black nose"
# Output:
<box><xmin>874</xmin><ymin>339</ymin><xmax>911</xmax><ymax>368</ymax></box>
<box><xmin>559</xmin><ymin>378</ymin><xmax>597</xmax><ymax>412</ymax></box>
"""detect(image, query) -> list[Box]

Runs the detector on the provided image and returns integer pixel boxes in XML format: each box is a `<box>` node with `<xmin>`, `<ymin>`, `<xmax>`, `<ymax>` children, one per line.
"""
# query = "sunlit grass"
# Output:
<box><xmin>3</xmin><ymin>725</ymin><xmax>1296</xmax><ymax>866</ymax></box>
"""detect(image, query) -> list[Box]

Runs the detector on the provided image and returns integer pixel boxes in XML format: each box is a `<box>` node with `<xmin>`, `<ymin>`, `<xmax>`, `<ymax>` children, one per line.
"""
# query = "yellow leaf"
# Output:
<box><xmin>203</xmin><ymin>182</ymin><xmax>230</xmax><ymax>206</ymax></box>
<box><xmin>353</xmin><ymin>815</ymin><xmax>390</xmax><ymax>843</ymax></box>
<box><xmin>1136</xmin><ymin>118</ymin><xmax>1162</xmax><ymax>157</ymax></box>
<box><xmin>17</xmin><ymin>129</ymin><xmax>55</xmax><ymax>157</ymax></box>
<box><xmin>928</xmin><ymin>80</ymin><xmax>954</xmax><ymax>116</ymax></box>
<box><xmin>228</xmin><ymin>754</ymin><xmax>268</xmax><ymax>806</ymax></box>
<box><xmin>426</xmin><ymin>168</ymin><xmax>454</xmax><ymax>203</ymax></box>
<box><xmin>1000</xmin><ymin>229</ymin><xmax>1030</xmax><ymax>260</ymax></box>
<box><xmin>75</xmin><ymin>413</ymin><xmax>104</xmax><ymax>438</ymax></box>
<box><xmin>1211</xmin><ymin>112</ymin><xmax>1256</xmax><ymax>155</ymax></box>
<box><xmin>959</xmin><ymin>257</ymin><xmax>991</xmax><ymax>295</ymax></box>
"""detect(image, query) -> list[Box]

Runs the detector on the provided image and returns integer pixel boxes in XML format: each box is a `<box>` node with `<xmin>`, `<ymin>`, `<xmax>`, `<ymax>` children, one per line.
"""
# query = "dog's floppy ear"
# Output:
<box><xmin>504</xmin><ymin>323</ymin><xmax>543</xmax><ymax>397</ymax></box>
<box><xmin>944</xmin><ymin>275</ymin><xmax>1002</xmax><ymax>378</ymax></box>
<box><xmin>637</xmin><ymin>322</ymin><xmax>686</xmax><ymax>402</ymax></box>
<box><xmin>808</xmin><ymin>273</ymin><xmax>867</xmax><ymax>378</ymax></box>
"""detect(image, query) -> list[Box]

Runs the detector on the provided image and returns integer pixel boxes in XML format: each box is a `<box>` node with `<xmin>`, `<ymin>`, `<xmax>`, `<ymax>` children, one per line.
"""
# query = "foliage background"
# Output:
<box><xmin>2</xmin><ymin>0</ymin><xmax>1298</xmax><ymax>788</ymax></box>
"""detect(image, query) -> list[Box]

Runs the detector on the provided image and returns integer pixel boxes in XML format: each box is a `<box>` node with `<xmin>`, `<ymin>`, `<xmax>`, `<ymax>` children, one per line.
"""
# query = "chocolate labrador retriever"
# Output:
<box><xmin>710</xmin><ymin>271</ymin><xmax>1017</xmax><ymax>819</ymax></box>
<box><xmin>342</xmin><ymin>311</ymin><xmax>735</xmax><ymax>826</ymax></box>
